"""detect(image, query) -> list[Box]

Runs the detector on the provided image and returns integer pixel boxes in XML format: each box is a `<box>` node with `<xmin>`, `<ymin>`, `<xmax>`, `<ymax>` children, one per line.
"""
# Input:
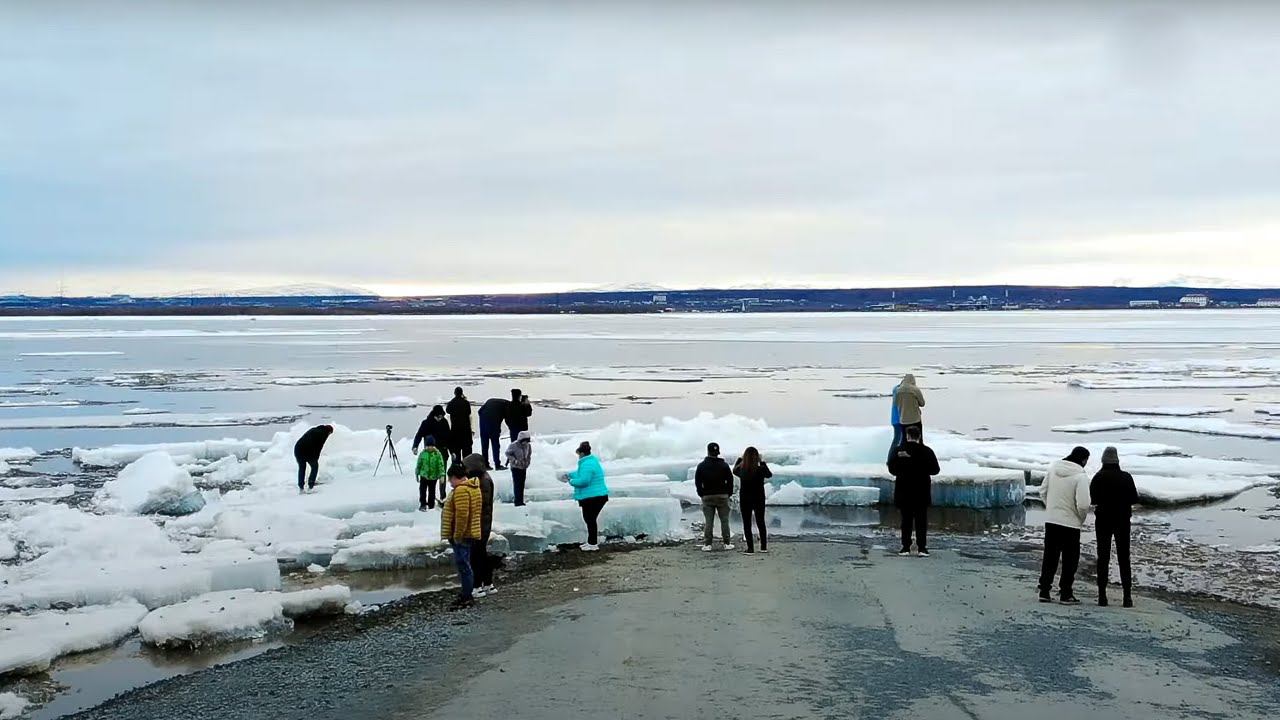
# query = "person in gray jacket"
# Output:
<box><xmin>505</xmin><ymin>430</ymin><xmax>533</xmax><ymax>506</ymax></box>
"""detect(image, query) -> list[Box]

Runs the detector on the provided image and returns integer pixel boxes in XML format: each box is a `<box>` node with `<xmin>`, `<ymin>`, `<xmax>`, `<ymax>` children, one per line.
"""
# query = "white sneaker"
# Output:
<box><xmin>917</xmin><ymin>551</ymin><xmax>930</xmax><ymax>558</ymax></box>
<box><xmin>723</xmin><ymin>544</ymin><xmax>735</xmax><ymax>551</ymax></box>
<box><xmin>701</xmin><ymin>544</ymin><xmax>713</xmax><ymax>552</ymax></box>
<box><xmin>484</xmin><ymin>584</ymin><xmax>497</xmax><ymax>595</ymax></box>
<box><xmin>579</xmin><ymin>543</ymin><xmax>599</xmax><ymax>552</ymax></box>
<box><xmin>473</xmin><ymin>587</ymin><xmax>488</xmax><ymax>598</ymax></box>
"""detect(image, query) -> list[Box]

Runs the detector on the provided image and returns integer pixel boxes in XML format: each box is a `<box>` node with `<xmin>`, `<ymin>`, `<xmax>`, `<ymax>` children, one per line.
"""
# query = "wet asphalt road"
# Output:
<box><xmin>67</xmin><ymin>538</ymin><xmax>1280</xmax><ymax>720</ymax></box>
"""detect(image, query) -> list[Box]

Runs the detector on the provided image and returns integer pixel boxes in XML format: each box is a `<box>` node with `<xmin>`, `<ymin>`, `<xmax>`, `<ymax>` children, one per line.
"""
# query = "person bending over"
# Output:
<box><xmin>293</xmin><ymin>424</ymin><xmax>334</xmax><ymax>493</ymax></box>
<box><xmin>888</xmin><ymin>425</ymin><xmax>939</xmax><ymax>557</ymax></box>
<box><xmin>477</xmin><ymin>396</ymin><xmax>510</xmax><ymax>470</ymax></box>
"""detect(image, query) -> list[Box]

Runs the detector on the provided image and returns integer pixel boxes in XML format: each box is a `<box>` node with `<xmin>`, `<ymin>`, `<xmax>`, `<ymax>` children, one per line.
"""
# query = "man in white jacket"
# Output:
<box><xmin>1038</xmin><ymin>447</ymin><xmax>1092</xmax><ymax>604</ymax></box>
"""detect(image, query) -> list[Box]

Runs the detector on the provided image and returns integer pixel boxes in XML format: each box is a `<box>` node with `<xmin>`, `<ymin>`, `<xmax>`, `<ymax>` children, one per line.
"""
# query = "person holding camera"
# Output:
<box><xmin>446</xmin><ymin>387</ymin><xmax>473</xmax><ymax>465</ymax></box>
<box><xmin>506</xmin><ymin>388</ymin><xmax>533</xmax><ymax>442</ymax></box>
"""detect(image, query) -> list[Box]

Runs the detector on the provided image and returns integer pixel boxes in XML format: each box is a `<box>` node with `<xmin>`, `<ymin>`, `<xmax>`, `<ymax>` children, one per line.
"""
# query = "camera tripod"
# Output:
<box><xmin>375</xmin><ymin>424</ymin><xmax>401</xmax><ymax>476</ymax></box>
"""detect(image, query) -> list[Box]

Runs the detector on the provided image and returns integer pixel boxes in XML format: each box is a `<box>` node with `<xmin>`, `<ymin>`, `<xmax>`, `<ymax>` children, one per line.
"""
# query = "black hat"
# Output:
<box><xmin>707</xmin><ymin>442</ymin><xmax>720</xmax><ymax>456</ymax></box>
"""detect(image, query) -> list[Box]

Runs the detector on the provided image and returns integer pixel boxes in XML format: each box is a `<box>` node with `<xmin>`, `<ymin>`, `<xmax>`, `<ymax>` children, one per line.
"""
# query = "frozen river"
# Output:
<box><xmin>3</xmin><ymin>310</ymin><xmax>1280</xmax><ymax>717</ymax></box>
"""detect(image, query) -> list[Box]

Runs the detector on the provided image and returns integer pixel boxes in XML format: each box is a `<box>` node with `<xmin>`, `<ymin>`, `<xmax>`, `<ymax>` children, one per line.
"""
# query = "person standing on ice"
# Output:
<box><xmin>889</xmin><ymin>374</ymin><xmax>926</xmax><ymax>460</ymax></box>
<box><xmin>888</xmin><ymin>425</ymin><xmax>940</xmax><ymax>557</ymax></box>
<box><xmin>505</xmin><ymin>430</ymin><xmax>533</xmax><ymax>506</ymax></box>
<box><xmin>412</xmin><ymin>405</ymin><xmax>451</xmax><ymax>456</ymax></box>
<box><xmin>415</xmin><ymin>436</ymin><xmax>447</xmax><ymax>511</ymax></box>
<box><xmin>505</xmin><ymin>388</ymin><xmax>533</xmax><ymax>442</ymax></box>
<box><xmin>441</xmin><ymin>464</ymin><xmax>482</xmax><ymax>610</ymax></box>
<box><xmin>695</xmin><ymin>442</ymin><xmax>735</xmax><ymax>551</ymax></box>
<box><xmin>1091</xmin><ymin>446</ymin><xmax>1138</xmax><ymax>608</ymax></box>
<box><xmin>477</xmin><ymin>395</ymin><xmax>510</xmax><ymax>471</ymax></box>
<box><xmin>733</xmin><ymin>446</ymin><xmax>772</xmax><ymax>554</ymax></box>
<box><xmin>293</xmin><ymin>424</ymin><xmax>333</xmax><ymax>493</ymax></box>
<box><xmin>463</xmin><ymin>454</ymin><xmax>498</xmax><ymax>597</ymax></box>
<box><xmin>566</xmin><ymin>441</ymin><xmax>609</xmax><ymax>551</ymax></box>
<box><xmin>1038</xmin><ymin>446</ymin><xmax>1092</xmax><ymax>605</ymax></box>
<box><xmin>446</xmin><ymin>387</ymin><xmax>473</xmax><ymax>465</ymax></box>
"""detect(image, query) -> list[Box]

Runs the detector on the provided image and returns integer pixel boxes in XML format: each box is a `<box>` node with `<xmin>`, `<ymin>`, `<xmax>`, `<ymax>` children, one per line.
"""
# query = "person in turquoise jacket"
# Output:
<box><xmin>566</xmin><ymin>441</ymin><xmax>609</xmax><ymax>551</ymax></box>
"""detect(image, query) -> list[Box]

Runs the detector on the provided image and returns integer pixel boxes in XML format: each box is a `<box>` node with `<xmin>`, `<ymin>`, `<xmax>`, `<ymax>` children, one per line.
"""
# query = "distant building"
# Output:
<box><xmin>1256</xmin><ymin>298</ymin><xmax>1280</xmax><ymax>308</ymax></box>
<box><xmin>652</xmin><ymin>293</ymin><xmax>668</xmax><ymax>305</ymax></box>
<box><xmin>1179</xmin><ymin>293</ymin><xmax>1209</xmax><ymax>308</ymax></box>
<box><xmin>1129</xmin><ymin>300</ymin><xmax>1161</xmax><ymax>309</ymax></box>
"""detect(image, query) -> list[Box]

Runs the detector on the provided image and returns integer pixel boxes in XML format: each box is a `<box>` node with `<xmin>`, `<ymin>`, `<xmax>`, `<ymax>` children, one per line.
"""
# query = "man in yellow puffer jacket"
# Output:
<box><xmin>441</xmin><ymin>464</ymin><xmax>483</xmax><ymax>608</ymax></box>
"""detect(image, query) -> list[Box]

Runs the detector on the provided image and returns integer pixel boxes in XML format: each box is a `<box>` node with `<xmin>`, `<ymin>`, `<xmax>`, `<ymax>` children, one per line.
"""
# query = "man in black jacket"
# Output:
<box><xmin>505</xmin><ymin>388</ymin><xmax>533</xmax><ymax>442</ymax></box>
<box><xmin>695</xmin><ymin>442</ymin><xmax>735</xmax><ymax>551</ymax></box>
<box><xmin>445</xmin><ymin>388</ymin><xmax>473</xmax><ymax>465</ymax></box>
<box><xmin>887</xmin><ymin>425</ymin><xmax>939</xmax><ymax>556</ymax></box>
<box><xmin>293</xmin><ymin>424</ymin><xmax>334</xmax><ymax>493</ymax></box>
<box><xmin>1091</xmin><ymin>446</ymin><xmax>1139</xmax><ymax>607</ymax></box>
<box><xmin>477</xmin><ymin>396</ymin><xmax>510</xmax><ymax>471</ymax></box>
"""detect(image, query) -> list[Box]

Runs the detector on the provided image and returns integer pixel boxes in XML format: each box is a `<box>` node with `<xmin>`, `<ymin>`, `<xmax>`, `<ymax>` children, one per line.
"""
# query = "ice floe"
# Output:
<box><xmin>94</xmin><ymin>452</ymin><xmax>207</xmax><ymax>516</ymax></box>
<box><xmin>18</xmin><ymin>351</ymin><xmax>124</xmax><ymax>357</ymax></box>
<box><xmin>1114</xmin><ymin>406</ymin><xmax>1230</xmax><ymax>417</ymax></box>
<box><xmin>1068</xmin><ymin>377</ymin><xmax>1280</xmax><ymax>390</ymax></box>
<box><xmin>0</xmin><ymin>484</ymin><xmax>76</xmax><ymax>502</ymax></box>
<box><xmin>0</xmin><ymin>410</ymin><xmax>307</xmax><ymax>430</ymax></box>
<box><xmin>0</xmin><ymin>601</ymin><xmax>149</xmax><ymax>675</ymax></box>
<box><xmin>73</xmin><ymin>438</ymin><xmax>271</xmax><ymax>468</ymax></box>
<box><xmin>0</xmin><ymin>692</ymin><xmax>28</xmax><ymax>719</ymax></box>
<box><xmin>136</xmin><ymin>585</ymin><xmax>351</xmax><ymax>649</ymax></box>
<box><xmin>1053</xmin><ymin>417</ymin><xmax>1280</xmax><ymax>441</ymax></box>
<box><xmin>300</xmin><ymin>396</ymin><xmax>418</xmax><ymax>409</ymax></box>
<box><xmin>765</xmin><ymin>482</ymin><xmax>880</xmax><ymax>506</ymax></box>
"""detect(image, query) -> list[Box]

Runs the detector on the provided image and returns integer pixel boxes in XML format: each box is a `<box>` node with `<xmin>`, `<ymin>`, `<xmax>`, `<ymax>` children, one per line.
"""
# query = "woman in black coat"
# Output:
<box><xmin>733</xmin><ymin>446</ymin><xmax>773</xmax><ymax>554</ymax></box>
<box><xmin>413</xmin><ymin>405</ymin><xmax>452</xmax><ymax>455</ymax></box>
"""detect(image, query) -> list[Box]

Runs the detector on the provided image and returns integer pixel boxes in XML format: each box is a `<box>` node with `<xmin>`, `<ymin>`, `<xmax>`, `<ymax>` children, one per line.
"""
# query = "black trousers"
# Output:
<box><xmin>472</xmin><ymin>532</ymin><xmax>492</xmax><ymax>587</ymax></box>
<box><xmin>1039</xmin><ymin>523</ymin><xmax>1082</xmax><ymax>598</ymax></box>
<box><xmin>296</xmin><ymin>456</ymin><xmax>318</xmax><ymax>489</ymax></box>
<box><xmin>511</xmin><ymin>467</ymin><xmax>527</xmax><ymax>506</ymax></box>
<box><xmin>899</xmin><ymin>505</ymin><xmax>928</xmax><ymax>551</ymax></box>
<box><xmin>1096</xmin><ymin>515</ymin><xmax>1132</xmax><ymax>594</ymax></box>
<box><xmin>741</xmin><ymin>500</ymin><xmax>767</xmax><ymax>552</ymax></box>
<box><xmin>479</xmin><ymin>423</ymin><xmax>502</xmax><ymax>468</ymax></box>
<box><xmin>579</xmin><ymin>496</ymin><xmax>609</xmax><ymax>545</ymax></box>
<box><xmin>419</xmin><ymin>478</ymin><xmax>444</xmax><ymax>509</ymax></box>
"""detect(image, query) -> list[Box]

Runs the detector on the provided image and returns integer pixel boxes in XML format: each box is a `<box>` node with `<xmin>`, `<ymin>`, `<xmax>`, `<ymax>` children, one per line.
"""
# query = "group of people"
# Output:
<box><xmin>292</xmin><ymin>373</ymin><xmax>1140</xmax><ymax>611</ymax></box>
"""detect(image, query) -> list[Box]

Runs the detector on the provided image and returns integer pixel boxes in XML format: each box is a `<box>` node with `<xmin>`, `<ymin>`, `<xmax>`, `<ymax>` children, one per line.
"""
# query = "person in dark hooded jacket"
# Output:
<box><xmin>695</xmin><ymin>442</ymin><xmax>735</xmax><ymax>550</ymax></box>
<box><xmin>446</xmin><ymin>388</ymin><xmax>473</xmax><ymax>465</ymax></box>
<box><xmin>733</xmin><ymin>446</ymin><xmax>772</xmax><ymax>554</ymax></box>
<box><xmin>293</xmin><ymin>424</ymin><xmax>334</xmax><ymax>492</ymax></box>
<box><xmin>1091</xmin><ymin>446</ymin><xmax>1139</xmax><ymax>608</ymax></box>
<box><xmin>477</xmin><ymin>396</ymin><xmax>510</xmax><ymax>471</ymax></box>
<box><xmin>463</xmin><ymin>453</ymin><xmax>497</xmax><ymax>597</ymax></box>
<box><xmin>505</xmin><ymin>388</ymin><xmax>533</xmax><ymax>441</ymax></box>
<box><xmin>413</xmin><ymin>405</ymin><xmax>451</xmax><ymax>456</ymax></box>
<box><xmin>888</xmin><ymin>426</ymin><xmax>939</xmax><ymax>556</ymax></box>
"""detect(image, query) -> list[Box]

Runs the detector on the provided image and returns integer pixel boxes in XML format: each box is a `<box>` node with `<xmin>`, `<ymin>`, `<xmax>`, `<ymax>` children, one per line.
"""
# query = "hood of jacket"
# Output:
<box><xmin>463</xmin><ymin>453</ymin><xmax>486</xmax><ymax>475</ymax></box>
<box><xmin>1049</xmin><ymin>458</ymin><xmax>1086</xmax><ymax>480</ymax></box>
<box><xmin>517</xmin><ymin>430</ymin><xmax>531</xmax><ymax>442</ymax></box>
<box><xmin>900</xmin><ymin>373</ymin><xmax>917</xmax><ymax>387</ymax></box>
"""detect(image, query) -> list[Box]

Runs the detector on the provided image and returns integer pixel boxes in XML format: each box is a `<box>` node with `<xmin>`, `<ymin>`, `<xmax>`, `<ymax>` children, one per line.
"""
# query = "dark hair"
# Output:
<box><xmin>447</xmin><ymin>463</ymin><xmax>467</xmax><ymax>478</ymax></box>
<box><xmin>740</xmin><ymin>446</ymin><xmax>761</xmax><ymax>472</ymax></box>
<box><xmin>904</xmin><ymin>426</ymin><xmax>922</xmax><ymax>441</ymax></box>
<box><xmin>576</xmin><ymin>441</ymin><xmax>592</xmax><ymax>456</ymax></box>
<box><xmin>1065</xmin><ymin>446</ymin><xmax>1090</xmax><ymax>465</ymax></box>
<box><xmin>707</xmin><ymin>442</ymin><xmax>720</xmax><ymax>457</ymax></box>
<box><xmin>430</xmin><ymin>404</ymin><xmax>445</xmax><ymax>416</ymax></box>
<box><xmin>454</xmin><ymin>387</ymin><xmax>464</xmax><ymax>396</ymax></box>
<box><xmin>511</xmin><ymin>387</ymin><xmax>522</xmax><ymax>398</ymax></box>
<box><xmin>423</xmin><ymin>435</ymin><xmax>436</xmax><ymax>447</ymax></box>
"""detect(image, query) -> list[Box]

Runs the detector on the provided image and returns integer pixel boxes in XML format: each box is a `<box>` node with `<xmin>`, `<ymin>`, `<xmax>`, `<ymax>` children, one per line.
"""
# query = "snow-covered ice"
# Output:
<box><xmin>271</xmin><ymin>376</ymin><xmax>361</xmax><ymax>386</ymax></box>
<box><xmin>0</xmin><ymin>410</ymin><xmax>307</xmax><ymax>431</ymax></box>
<box><xmin>136</xmin><ymin>585</ymin><xmax>353</xmax><ymax>649</ymax></box>
<box><xmin>525</xmin><ymin>498</ymin><xmax>686</xmax><ymax>544</ymax></box>
<box><xmin>122</xmin><ymin>407</ymin><xmax>169</xmax><ymax>415</ymax></box>
<box><xmin>19</xmin><ymin>350</ymin><xmax>124</xmax><ymax>357</ymax></box>
<box><xmin>0</xmin><ymin>692</ymin><xmax>28</xmax><ymax>719</ymax></box>
<box><xmin>1068</xmin><ymin>377</ymin><xmax>1280</xmax><ymax>390</ymax></box>
<box><xmin>300</xmin><ymin>396</ymin><xmax>418</xmax><ymax>409</ymax></box>
<box><xmin>73</xmin><ymin>438</ymin><xmax>271</xmax><ymax>467</ymax></box>
<box><xmin>1053</xmin><ymin>417</ymin><xmax>1280</xmax><ymax>441</ymax></box>
<box><xmin>540</xmin><ymin>400</ymin><xmax>607</xmax><ymax>412</ymax></box>
<box><xmin>0</xmin><ymin>484</ymin><xmax>75</xmax><ymax>502</ymax></box>
<box><xmin>94</xmin><ymin>452</ymin><xmax>206</xmax><ymax>515</ymax></box>
<box><xmin>0</xmin><ymin>601</ymin><xmax>149</xmax><ymax>675</ymax></box>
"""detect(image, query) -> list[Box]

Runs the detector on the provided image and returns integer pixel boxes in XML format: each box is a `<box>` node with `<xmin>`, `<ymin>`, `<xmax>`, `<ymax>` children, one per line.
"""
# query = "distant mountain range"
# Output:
<box><xmin>161</xmin><ymin>283</ymin><xmax>379</xmax><ymax>298</ymax></box>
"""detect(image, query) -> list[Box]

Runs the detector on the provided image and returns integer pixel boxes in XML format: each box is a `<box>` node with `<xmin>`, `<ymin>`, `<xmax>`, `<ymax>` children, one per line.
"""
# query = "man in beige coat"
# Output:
<box><xmin>1038</xmin><ymin>447</ymin><xmax>1092</xmax><ymax>604</ymax></box>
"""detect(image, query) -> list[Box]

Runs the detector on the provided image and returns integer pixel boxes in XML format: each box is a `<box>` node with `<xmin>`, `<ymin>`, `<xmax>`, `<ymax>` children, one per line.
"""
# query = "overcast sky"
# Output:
<box><xmin>2</xmin><ymin>2</ymin><xmax>1278</xmax><ymax>296</ymax></box>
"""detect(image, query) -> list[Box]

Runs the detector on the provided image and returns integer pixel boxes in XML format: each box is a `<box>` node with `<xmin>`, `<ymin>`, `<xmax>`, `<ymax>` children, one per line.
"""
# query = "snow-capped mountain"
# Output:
<box><xmin>164</xmin><ymin>283</ymin><xmax>379</xmax><ymax>298</ymax></box>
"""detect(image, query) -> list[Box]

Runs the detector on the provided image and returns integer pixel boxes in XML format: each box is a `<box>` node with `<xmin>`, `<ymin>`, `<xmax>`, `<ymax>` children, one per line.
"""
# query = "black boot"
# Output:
<box><xmin>1098</xmin><ymin>587</ymin><xmax>1108</xmax><ymax>607</ymax></box>
<box><xmin>1122</xmin><ymin>591</ymin><xmax>1133</xmax><ymax>608</ymax></box>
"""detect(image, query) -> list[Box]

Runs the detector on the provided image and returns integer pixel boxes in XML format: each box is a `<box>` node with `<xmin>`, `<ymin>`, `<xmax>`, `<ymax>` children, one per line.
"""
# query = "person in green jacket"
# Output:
<box><xmin>416</xmin><ymin>436</ymin><xmax>448</xmax><ymax>510</ymax></box>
